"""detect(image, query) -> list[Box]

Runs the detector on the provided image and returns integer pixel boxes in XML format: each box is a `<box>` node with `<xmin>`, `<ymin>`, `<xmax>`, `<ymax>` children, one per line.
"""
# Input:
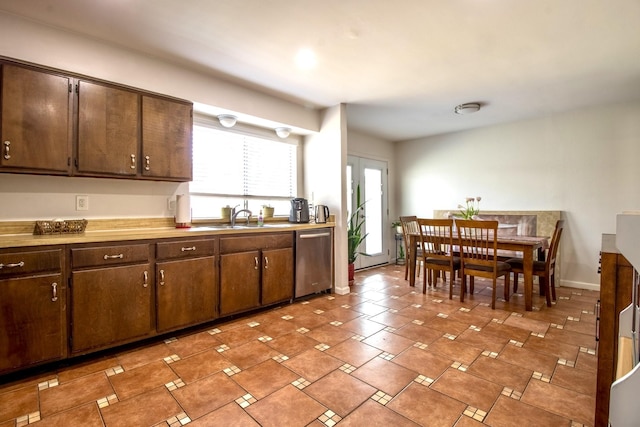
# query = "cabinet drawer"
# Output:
<box><xmin>71</xmin><ymin>244</ymin><xmax>150</xmax><ymax>268</ymax></box>
<box><xmin>0</xmin><ymin>249</ymin><xmax>62</xmax><ymax>277</ymax></box>
<box><xmin>156</xmin><ymin>239</ymin><xmax>216</xmax><ymax>260</ymax></box>
<box><xmin>220</xmin><ymin>233</ymin><xmax>293</xmax><ymax>254</ymax></box>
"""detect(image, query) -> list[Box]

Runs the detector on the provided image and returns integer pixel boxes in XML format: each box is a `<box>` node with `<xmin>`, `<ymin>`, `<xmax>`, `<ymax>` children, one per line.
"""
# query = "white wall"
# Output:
<box><xmin>396</xmin><ymin>100</ymin><xmax>640</xmax><ymax>289</ymax></box>
<box><xmin>305</xmin><ymin>105</ymin><xmax>349</xmax><ymax>294</ymax></box>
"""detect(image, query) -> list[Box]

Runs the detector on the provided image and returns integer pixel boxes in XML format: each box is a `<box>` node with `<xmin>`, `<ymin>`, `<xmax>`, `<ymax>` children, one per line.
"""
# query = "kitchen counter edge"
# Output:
<box><xmin>0</xmin><ymin>222</ymin><xmax>336</xmax><ymax>249</ymax></box>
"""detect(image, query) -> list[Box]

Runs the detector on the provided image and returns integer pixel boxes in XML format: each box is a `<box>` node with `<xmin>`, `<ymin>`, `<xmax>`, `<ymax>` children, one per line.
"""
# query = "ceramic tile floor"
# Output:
<box><xmin>0</xmin><ymin>265</ymin><xmax>599</xmax><ymax>426</ymax></box>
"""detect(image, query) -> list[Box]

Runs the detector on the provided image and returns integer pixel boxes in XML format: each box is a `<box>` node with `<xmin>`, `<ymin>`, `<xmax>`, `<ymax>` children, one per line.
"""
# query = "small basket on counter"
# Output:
<box><xmin>34</xmin><ymin>219</ymin><xmax>88</xmax><ymax>235</ymax></box>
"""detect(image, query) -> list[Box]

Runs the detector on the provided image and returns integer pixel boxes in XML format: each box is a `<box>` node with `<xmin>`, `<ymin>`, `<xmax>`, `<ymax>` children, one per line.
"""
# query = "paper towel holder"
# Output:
<box><xmin>175</xmin><ymin>194</ymin><xmax>192</xmax><ymax>228</ymax></box>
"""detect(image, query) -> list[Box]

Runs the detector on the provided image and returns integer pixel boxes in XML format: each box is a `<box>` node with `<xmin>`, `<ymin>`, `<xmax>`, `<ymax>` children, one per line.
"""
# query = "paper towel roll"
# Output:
<box><xmin>175</xmin><ymin>194</ymin><xmax>191</xmax><ymax>228</ymax></box>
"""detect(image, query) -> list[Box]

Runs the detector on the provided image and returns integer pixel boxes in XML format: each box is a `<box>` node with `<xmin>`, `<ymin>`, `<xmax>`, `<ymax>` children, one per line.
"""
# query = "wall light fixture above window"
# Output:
<box><xmin>218</xmin><ymin>114</ymin><xmax>237</xmax><ymax>128</ymax></box>
<box><xmin>275</xmin><ymin>127</ymin><xmax>291</xmax><ymax>139</ymax></box>
<box><xmin>454</xmin><ymin>103</ymin><xmax>481</xmax><ymax>115</ymax></box>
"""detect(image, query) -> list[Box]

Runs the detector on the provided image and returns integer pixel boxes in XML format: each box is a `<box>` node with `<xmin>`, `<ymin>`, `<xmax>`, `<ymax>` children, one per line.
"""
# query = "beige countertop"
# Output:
<box><xmin>0</xmin><ymin>218</ymin><xmax>335</xmax><ymax>249</ymax></box>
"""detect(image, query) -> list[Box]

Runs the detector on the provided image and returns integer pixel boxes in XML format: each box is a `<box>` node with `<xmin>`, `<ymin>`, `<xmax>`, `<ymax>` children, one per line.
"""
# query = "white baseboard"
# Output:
<box><xmin>560</xmin><ymin>279</ymin><xmax>600</xmax><ymax>292</ymax></box>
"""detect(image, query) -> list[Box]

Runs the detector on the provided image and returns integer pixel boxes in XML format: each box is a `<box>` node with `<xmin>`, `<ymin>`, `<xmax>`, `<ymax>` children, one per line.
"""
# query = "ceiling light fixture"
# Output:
<box><xmin>295</xmin><ymin>48</ymin><xmax>317</xmax><ymax>70</ymax></box>
<box><xmin>275</xmin><ymin>127</ymin><xmax>291</xmax><ymax>139</ymax></box>
<box><xmin>217</xmin><ymin>114</ymin><xmax>237</xmax><ymax>128</ymax></box>
<box><xmin>454</xmin><ymin>103</ymin><xmax>481</xmax><ymax>115</ymax></box>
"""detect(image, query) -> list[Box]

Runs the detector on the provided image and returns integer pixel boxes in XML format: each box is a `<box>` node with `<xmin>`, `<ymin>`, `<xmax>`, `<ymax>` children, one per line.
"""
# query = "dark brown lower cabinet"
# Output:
<box><xmin>595</xmin><ymin>234</ymin><xmax>634</xmax><ymax>427</ymax></box>
<box><xmin>0</xmin><ymin>273</ymin><xmax>66</xmax><ymax>373</ymax></box>
<box><xmin>219</xmin><ymin>233</ymin><xmax>294</xmax><ymax>317</ymax></box>
<box><xmin>262</xmin><ymin>247</ymin><xmax>294</xmax><ymax>306</ymax></box>
<box><xmin>0</xmin><ymin>247</ymin><xmax>66</xmax><ymax>375</ymax></box>
<box><xmin>0</xmin><ymin>229</ymin><xmax>306</xmax><ymax>375</ymax></box>
<box><xmin>220</xmin><ymin>250</ymin><xmax>261</xmax><ymax>316</ymax></box>
<box><xmin>156</xmin><ymin>256</ymin><xmax>217</xmax><ymax>332</ymax></box>
<box><xmin>71</xmin><ymin>264</ymin><xmax>152</xmax><ymax>354</ymax></box>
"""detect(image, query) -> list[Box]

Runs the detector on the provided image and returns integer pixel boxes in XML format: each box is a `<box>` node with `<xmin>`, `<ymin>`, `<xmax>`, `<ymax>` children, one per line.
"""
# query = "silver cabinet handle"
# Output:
<box><xmin>181</xmin><ymin>246</ymin><xmax>196</xmax><ymax>252</ymax></box>
<box><xmin>144</xmin><ymin>155</ymin><xmax>150</xmax><ymax>171</ymax></box>
<box><xmin>143</xmin><ymin>270</ymin><xmax>148</xmax><ymax>288</ymax></box>
<box><xmin>254</xmin><ymin>256</ymin><xmax>259</xmax><ymax>270</ymax></box>
<box><xmin>159</xmin><ymin>269</ymin><xmax>165</xmax><ymax>286</ymax></box>
<box><xmin>130</xmin><ymin>154</ymin><xmax>136</xmax><ymax>169</ymax></box>
<box><xmin>103</xmin><ymin>254</ymin><xmax>124</xmax><ymax>260</ymax></box>
<box><xmin>0</xmin><ymin>261</ymin><xmax>24</xmax><ymax>269</ymax></box>
<box><xmin>51</xmin><ymin>282</ymin><xmax>58</xmax><ymax>302</ymax></box>
<box><xmin>3</xmin><ymin>141</ymin><xmax>10</xmax><ymax>160</ymax></box>
<box><xmin>264</xmin><ymin>256</ymin><xmax>269</xmax><ymax>269</ymax></box>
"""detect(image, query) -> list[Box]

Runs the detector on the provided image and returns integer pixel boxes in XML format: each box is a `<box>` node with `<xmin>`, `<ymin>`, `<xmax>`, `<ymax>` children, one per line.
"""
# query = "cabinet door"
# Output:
<box><xmin>71</xmin><ymin>264</ymin><xmax>152</xmax><ymax>353</ymax></box>
<box><xmin>141</xmin><ymin>95</ymin><xmax>192</xmax><ymax>181</ymax></box>
<box><xmin>220</xmin><ymin>251</ymin><xmax>260</xmax><ymax>316</ymax></box>
<box><xmin>156</xmin><ymin>256</ymin><xmax>217</xmax><ymax>332</ymax></box>
<box><xmin>1</xmin><ymin>64</ymin><xmax>71</xmax><ymax>173</ymax></box>
<box><xmin>77</xmin><ymin>80</ymin><xmax>139</xmax><ymax>176</ymax></box>
<box><xmin>262</xmin><ymin>247</ymin><xmax>294</xmax><ymax>306</ymax></box>
<box><xmin>0</xmin><ymin>274</ymin><xmax>65</xmax><ymax>373</ymax></box>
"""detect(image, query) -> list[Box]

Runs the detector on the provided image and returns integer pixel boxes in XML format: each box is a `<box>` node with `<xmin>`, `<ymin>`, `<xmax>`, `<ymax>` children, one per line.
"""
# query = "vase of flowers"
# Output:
<box><xmin>458</xmin><ymin>196</ymin><xmax>481</xmax><ymax>219</ymax></box>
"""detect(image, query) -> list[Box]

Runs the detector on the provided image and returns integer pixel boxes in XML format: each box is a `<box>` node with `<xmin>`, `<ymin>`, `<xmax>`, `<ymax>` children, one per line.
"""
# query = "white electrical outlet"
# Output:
<box><xmin>76</xmin><ymin>195</ymin><xmax>89</xmax><ymax>211</ymax></box>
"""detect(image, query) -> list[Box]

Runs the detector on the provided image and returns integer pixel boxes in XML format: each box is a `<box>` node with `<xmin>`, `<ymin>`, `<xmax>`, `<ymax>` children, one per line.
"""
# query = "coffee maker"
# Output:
<box><xmin>289</xmin><ymin>198</ymin><xmax>310</xmax><ymax>223</ymax></box>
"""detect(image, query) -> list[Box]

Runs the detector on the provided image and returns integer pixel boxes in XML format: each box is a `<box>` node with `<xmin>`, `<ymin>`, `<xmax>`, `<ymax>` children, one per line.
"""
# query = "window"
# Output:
<box><xmin>190</xmin><ymin>116</ymin><xmax>298</xmax><ymax>219</ymax></box>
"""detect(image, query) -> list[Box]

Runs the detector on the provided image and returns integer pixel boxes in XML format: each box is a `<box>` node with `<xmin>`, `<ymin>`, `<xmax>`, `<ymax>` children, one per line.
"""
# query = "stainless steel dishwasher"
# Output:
<box><xmin>295</xmin><ymin>228</ymin><xmax>333</xmax><ymax>298</ymax></box>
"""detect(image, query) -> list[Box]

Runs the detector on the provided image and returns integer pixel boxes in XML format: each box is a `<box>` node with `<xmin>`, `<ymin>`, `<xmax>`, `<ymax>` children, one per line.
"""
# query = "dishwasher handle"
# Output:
<box><xmin>299</xmin><ymin>232</ymin><xmax>331</xmax><ymax>239</ymax></box>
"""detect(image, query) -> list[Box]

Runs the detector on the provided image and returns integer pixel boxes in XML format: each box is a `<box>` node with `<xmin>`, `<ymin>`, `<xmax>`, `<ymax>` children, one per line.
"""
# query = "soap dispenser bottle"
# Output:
<box><xmin>258</xmin><ymin>210</ymin><xmax>264</xmax><ymax>227</ymax></box>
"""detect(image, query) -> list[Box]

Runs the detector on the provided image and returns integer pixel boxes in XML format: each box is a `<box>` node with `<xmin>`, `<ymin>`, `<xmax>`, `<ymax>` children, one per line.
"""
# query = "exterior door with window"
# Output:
<box><xmin>347</xmin><ymin>156</ymin><xmax>388</xmax><ymax>269</ymax></box>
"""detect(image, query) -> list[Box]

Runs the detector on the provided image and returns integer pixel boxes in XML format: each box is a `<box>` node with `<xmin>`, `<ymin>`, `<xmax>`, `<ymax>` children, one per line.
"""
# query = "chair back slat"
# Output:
<box><xmin>417</xmin><ymin>218</ymin><xmax>453</xmax><ymax>260</ymax></box>
<box><xmin>456</xmin><ymin>219</ymin><xmax>499</xmax><ymax>267</ymax></box>
<box><xmin>400</xmin><ymin>216</ymin><xmax>419</xmax><ymax>254</ymax></box>
<box><xmin>547</xmin><ymin>220</ymin><xmax>564</xmax><ymax>272</ymax></box>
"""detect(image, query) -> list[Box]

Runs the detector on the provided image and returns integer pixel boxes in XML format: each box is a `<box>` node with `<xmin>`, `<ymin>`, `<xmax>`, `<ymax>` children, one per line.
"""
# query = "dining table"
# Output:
<box><xmin>408</xmin><ymin>232</ymin><xmax>549</xmax><ymax>311</ymax></box>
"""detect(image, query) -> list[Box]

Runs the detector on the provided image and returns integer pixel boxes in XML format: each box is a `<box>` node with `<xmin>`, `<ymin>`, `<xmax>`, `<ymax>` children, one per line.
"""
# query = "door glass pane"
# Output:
<box><xmin>364</xmin><ymin>167</ymin><xmax>382</xmax><ymax>255</ymax></box>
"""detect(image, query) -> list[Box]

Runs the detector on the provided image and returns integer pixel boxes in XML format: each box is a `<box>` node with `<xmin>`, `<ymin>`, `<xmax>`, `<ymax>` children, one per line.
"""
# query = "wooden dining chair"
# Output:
<box><xmin>456</xmin><ymin>219</ymin><xmax>512</xmax><ymax>309</ymax></box>
<box><xmin>417</xmin><ymin>218</ymin><xmax>460</xmax><ymax>299</ymax></box>
<box><xmin>507</xmin><ymin>220</ymin><xmax>564</xmax><ymax>307</ymax></box>
<box><xmin>400</xmin><ymin>216</ymin><xmax>422</xmax><ymax>282</ymax></box>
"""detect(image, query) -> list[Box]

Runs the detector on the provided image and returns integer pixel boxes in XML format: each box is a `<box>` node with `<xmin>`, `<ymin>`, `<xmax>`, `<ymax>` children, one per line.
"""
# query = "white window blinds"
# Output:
<box><xmin>190</xmin><ymin>118</ymin><xmax>298</xmax><ymax>218</ymax></box>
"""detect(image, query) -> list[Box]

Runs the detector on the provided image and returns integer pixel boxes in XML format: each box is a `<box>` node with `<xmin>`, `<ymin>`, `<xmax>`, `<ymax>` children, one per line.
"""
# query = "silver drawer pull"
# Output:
<box><xmin>143</xmin><ymin>270</ymin><xmax>148</xmax><ymax>288</ymax></box>
<box><xmin>254</xmin><ymin>256</ymin><xmax>259</xmax><ymax>270</ymax></box>
<box><xmin>264</xmin><ymin>256</ymin><xmax>269</xmax><ymax>269</ymax></box>
<box><xmin>3</xmin><ymin>141</ymin><xmax>10</xmax><ymax>160</ymax></box>
<box><xmin>145</xmin><ymin>155</ymin><xmax>150</xmax><ymax>171</ymax></box>
<box><xmin>0</xmin><ymin>261</ymin><xmax>25</xmax><ymax>269</ymax></box>
<box><xmin>160</xmin><ymin>269</ymin><xmax>165</xmax><ymax>286</ymax></box>
<box><xmin>51</xmin><ymin>282</ymin><xmax>58</xmax><ymax>302</ymax></box>
<box><xmin>103</xmin><ymin>254</ymin><xmax>124</xmax><ymax>260</ymax></box>
<box><xmin>181</xmin><ymin>246</ymin><xmax>196</xmax><ymax>252</ymax></box>
<box><xmin>130</xmin><ymin>154</ymin><xmax>136</xmax><ymax>169</ymax></box>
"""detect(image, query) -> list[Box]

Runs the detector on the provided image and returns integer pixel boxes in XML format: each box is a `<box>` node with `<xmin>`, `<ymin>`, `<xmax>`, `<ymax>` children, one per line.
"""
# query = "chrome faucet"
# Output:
<box><xmin>230</xmin><ymin>205</ymin><xmax>252</xmax><ymax>227</ymax></box>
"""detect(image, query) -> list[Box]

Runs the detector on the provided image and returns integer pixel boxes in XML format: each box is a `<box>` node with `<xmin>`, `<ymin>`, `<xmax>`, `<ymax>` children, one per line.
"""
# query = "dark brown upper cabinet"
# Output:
<box><xmin>76</xmin><ymin>80</ymin><xmax>140</xmax><ymax>177</ymax></box>
<box><xmin>1</xmin><ymin>63</ymin><xmax>72</xmax><ymax>174</ymax></box>
<box><xmin>141</xmin><ymin>95</ymin><xmax>193</xmax><ymax>181</ymax></box>
<box><xmin>0</xmin><ymin>57</ymin><xmax>193</xmax><ymax>182</ymax></box>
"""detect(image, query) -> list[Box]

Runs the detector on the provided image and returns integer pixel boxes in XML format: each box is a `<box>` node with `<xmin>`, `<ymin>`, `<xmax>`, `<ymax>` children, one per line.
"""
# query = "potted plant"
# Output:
<box><xmin>391</xmin><ymin>220</ymin><xmax>403</xmax><ymax>235</ymax></box>
<box><xmin>347</xmin><ymin>185</ymin><xmax>369</xmax><ymax>284</ymax></box>
<box><xmin>396</xmin><ymin>242</ymin><xmax>405</xmax><ymax>265</ymax></box>
<box><xmin>262</xmin><ymin>204</ymin><xmax>274</xmax><ymax>218</ymax></box>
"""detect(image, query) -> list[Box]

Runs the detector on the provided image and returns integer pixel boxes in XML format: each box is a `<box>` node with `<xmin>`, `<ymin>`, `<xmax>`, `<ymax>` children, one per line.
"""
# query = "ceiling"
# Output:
<box><xmin>1</xmin><ymin>0</ymin><xmax>639</xmax><ymax>141</ymax></box>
